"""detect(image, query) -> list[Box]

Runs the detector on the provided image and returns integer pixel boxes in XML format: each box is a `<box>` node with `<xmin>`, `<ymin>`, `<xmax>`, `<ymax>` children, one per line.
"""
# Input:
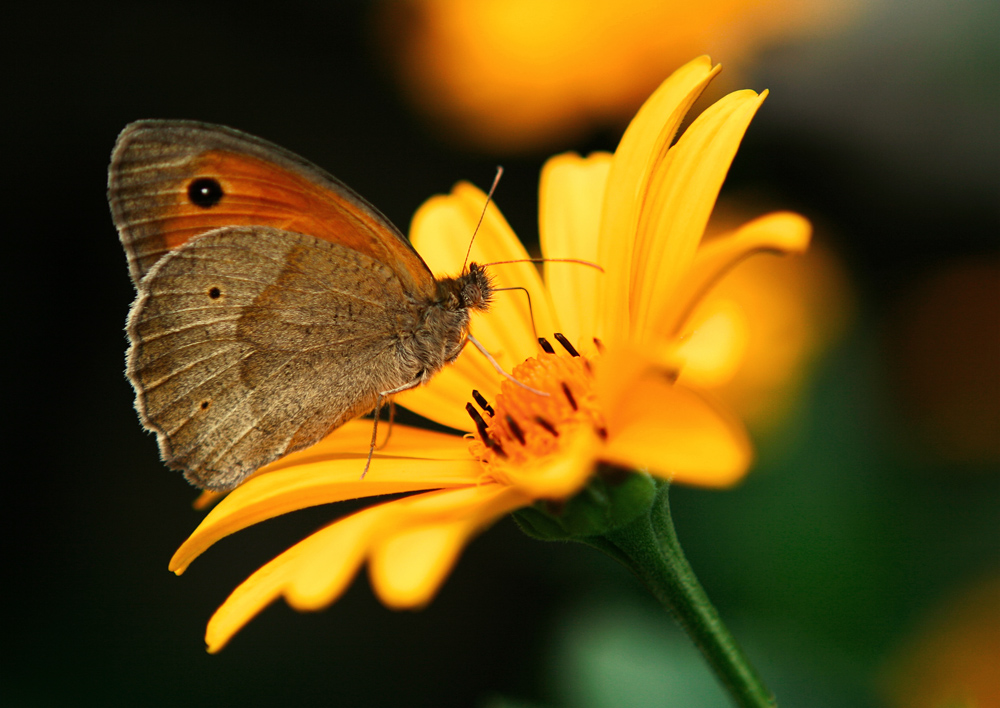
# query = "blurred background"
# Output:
<box><xmin>2</xmin><ymin>0</ymin><xmax>997</xmax><ymax>706</ymax></box>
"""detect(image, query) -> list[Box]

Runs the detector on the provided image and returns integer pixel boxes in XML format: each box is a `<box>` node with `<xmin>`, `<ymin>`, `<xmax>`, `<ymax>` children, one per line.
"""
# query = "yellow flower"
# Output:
<box><xmin>375</xmin><ymin>0</ymin><xmax>857</xmax><ymax>151</ymax></box>
<box><xmin>169</xmin><ymin>57</ymin><xmax>811</xmax><ymax>652</ymax></box>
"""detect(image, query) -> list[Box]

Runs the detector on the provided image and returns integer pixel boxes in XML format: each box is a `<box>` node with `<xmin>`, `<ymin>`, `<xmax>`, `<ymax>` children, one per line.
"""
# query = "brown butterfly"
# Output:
<box><xmin>109</xmin><ymin>120</ymin><xmax>492</xmax><ymax>491</ymax></box>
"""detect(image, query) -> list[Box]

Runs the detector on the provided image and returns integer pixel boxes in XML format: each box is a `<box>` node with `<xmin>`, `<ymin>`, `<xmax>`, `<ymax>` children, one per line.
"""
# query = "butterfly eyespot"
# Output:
<box><xmin>208</xmin><ymin>286</ymin><xmax>222</xmax><ymax>299</ymax></box>
<box><xmin>200</xmin><ymin>400</ymin><xmax>211</xmax><ymax>410</ymax></box>
<box><xmin>188</xmin><ymin>177</ymin><xmax>224</xmax><ymax>208</ymax></box>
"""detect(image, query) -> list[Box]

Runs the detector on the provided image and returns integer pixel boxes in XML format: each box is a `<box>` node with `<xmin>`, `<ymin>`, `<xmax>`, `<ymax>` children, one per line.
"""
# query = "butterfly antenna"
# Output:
<box><xmin>481</xmin><ymin>257</ymin><xmax>604</xmax><ymax>273</ymax></box>
<box><xmin>493</xmin><ymin>286</ymin><xmax>539</xmax><ymax>342</ymax></box>
<box><xmin>462</xmin><ymin>166</ymin><xmax>504</xmax><ymax>273</ymax></box>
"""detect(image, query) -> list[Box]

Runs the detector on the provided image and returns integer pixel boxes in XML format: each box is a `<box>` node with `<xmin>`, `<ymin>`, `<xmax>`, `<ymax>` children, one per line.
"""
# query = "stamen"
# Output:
<box><xmin>593</xmin><ymin>337</ymin><xmax>605</xmax><ymax>352</ymax></box>
<box><xmin>534</xmin><ymin>416</ymin><xmax>559</xmax><ymax>436</ymax></box>
<box><xmin>537</xmin><ymin>337</ymin><xmax>555</xmax><ymax>354</ymax></box>
<box><xmin>467</xmin><ymin>351</ymin><xmax>606</xmax><ymax>480</ymax></box>
<box><xmin>488</xmin><ymin>437</ymin><xmax>508</xmax><ymax>458</ymax></box>
<box><xmin>471</xmin><ymin>390</ymin><xmax>495</xmax><ymax>417</ymax></box>
<box><xmin>553</xmin><ymin>333</ymin><xmax>579</xmax><ymax>357</ymax></box>
<box><xmin>466</xmin><ymin>403</ymin><xmax>491</xmax><ymax>444</ymax></box>
<box><xmin>561</xmin><ymin>382</ymin><xmax>578</xmax><ymax>411</ymax></box>
<box><xmin>505</xmin><ymin>415</ymin><xmax>526</xmax><ymax>445</ymax></box>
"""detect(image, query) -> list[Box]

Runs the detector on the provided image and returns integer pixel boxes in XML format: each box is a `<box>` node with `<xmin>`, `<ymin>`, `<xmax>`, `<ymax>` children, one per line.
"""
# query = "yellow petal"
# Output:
<box><xmin>660</xmin><ymin>211</ymin><xmax>813</xmax><ymax>337</ymax></box>
<box><xmin>170</xmin><ymin>438</ymin><xmax>480</xmax><ymax>575</ymax></box>
<box><xmin>205</xmin><ymin>500</ymin><xmax>396</xmax><ymax>653</ymax></box>
<box><xmin>263</xmin><ymin>419</ymin><xmax>473</xmax><ymax>470</ymax></box>
<box><xmin>195</xmin><ymin>419</ymin><xmax>475</xmax><ymax>512</ymax></box>
<box><xmin>369</xmin><ymin>484</ymin><xmax>528</xmax><ymax>608</ymax></box>
<box><xmin>205</xmin><ymin>485</ymin><xmax>529</xmax><ymax>651</ymax></box>
<box><xmin>672</xmin><ymin>299</ymin><xmax>750</xmax><ymax>388</ymax></box>
<box><xmin>597</xmin><ymin>57</ymin><xmax>721</xmax><ymax>344</ymax></box>
<box><xmin>539</xmin><ymin>151</ymin><xmax>612</xmax><ymax>345</ymax></box>
<box><xmin>599</xmin><ymin>358</ymin><xmax>752</xmax><ymax>486</ymax></box>
<box><xmin>498</xmin><ymin>425</ymin><xmax>602</xmax><ymax>499</ymax></box>
<box><xmin>205</xmin><ymin>538</ymin><xmax>308</xmax><ymax>653</ymax></box>
<box><xmin>284</xmin><ymin>506</ymin><xmax>391</xmax><ymax>610</ymax></box>
<box><xmin>630</xmin><ymin>89</ymin><xmax>768</xmax><ymax>341</ymax></box>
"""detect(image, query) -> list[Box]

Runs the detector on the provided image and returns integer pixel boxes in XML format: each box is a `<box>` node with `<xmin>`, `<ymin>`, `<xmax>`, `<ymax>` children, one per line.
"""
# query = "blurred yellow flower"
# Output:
<box><xmin>890</xmin><ymin>258</ymin><xmax>1000</xmax><ymax>465</ymax></box>
<box><xmin>882</xmin><ymin>577</ymin><xmax>1000</xmax><ymax>708</ymax></box>
<box><xmin>375</xmin><ymin>0</ymin><xmax>856</xmax><ymax>151</ymax></box>
<box><xmin>170</xmin><ymin>58</ymin><xmax>811</xmax><ymax>652</ymax></box>
<box><xmin>679</xmin><ymin>213</ymin><xmax>852</xmax><ymax>435</ymax></box>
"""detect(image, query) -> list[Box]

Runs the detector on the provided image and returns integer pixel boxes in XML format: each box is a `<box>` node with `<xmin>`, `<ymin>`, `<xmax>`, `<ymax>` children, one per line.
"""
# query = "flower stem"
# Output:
<box><xmin>586</xmin><ymin>481</ymin><xmax>776</xmax><ymax>708</ymax></box>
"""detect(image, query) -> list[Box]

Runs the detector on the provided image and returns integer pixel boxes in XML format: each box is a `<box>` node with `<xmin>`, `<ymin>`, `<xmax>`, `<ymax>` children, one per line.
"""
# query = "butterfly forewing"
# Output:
<box><xmin>109</xmin><ymin>120</ymin><xmax>437</xmax><ymax>301</ymax></box>
<box><xmin>127</xmin><ymin>225</ymin><xmax>424</xmax><ymax>491</ymax></box>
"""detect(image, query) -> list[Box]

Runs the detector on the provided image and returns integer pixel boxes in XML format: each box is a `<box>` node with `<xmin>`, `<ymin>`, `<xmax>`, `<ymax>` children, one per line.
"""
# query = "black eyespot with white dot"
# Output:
<box><xmin>188</xmin><ymin>177</ymin><xmax>224</xmax><ymax>208</ymax></box>
<box><xmin>208</xmin><ymin>286</ymin><xmax>221</xmax><ymax>299</ymax></box>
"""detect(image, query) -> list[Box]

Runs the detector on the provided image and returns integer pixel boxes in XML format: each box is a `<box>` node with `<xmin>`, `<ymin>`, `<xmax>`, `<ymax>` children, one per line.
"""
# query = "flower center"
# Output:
<box><xmin>466</xmin><ymin>335</ymin><xmax>607</xmax><ymax>483</ymax></box>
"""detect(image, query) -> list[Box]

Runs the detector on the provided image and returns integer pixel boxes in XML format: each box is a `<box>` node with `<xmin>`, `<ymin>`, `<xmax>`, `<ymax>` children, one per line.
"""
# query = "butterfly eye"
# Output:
<box><xmin>188</xmin><ymin>177</ymin><xmax>224</xmax><ymax>208</ymax></box>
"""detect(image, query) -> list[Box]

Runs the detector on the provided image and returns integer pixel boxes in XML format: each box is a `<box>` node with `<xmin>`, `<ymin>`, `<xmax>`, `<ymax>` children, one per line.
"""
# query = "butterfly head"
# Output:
<box><xmin>458</xmin><ymin>262</ymin><xmax>493</xmax><ymax>312</ymax></box>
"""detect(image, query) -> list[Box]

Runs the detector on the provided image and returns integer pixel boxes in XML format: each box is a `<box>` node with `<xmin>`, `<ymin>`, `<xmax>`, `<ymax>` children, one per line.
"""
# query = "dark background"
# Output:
<box><xmin>3</xmin><ymin>1</ymin><xmax>997</xmax><ymax>706</ymax></box>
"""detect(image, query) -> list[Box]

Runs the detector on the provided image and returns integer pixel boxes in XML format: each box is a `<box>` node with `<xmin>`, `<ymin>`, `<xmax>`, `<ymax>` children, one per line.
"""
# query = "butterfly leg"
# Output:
<box><xmin>361</xmin><ymin>377</ymin><xmax>424</xmax><ymax>479</ymax></box>
<box><xmin>376</xmin><ymin>399</ymin><xmax>396</xmax><ymax>451</ymax></box>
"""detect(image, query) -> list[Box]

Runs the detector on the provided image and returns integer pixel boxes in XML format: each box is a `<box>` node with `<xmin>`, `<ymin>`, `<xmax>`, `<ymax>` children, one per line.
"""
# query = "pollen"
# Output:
<box><xmin>468</xmin><ymin>337</ymin><xmax>606</xmax><ymax>482</ymax></box>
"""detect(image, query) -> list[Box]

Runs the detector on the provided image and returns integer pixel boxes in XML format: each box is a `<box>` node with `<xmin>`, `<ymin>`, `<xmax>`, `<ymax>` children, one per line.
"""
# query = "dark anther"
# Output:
<box><xmin>187</xmin><ymin>177</ymin><xmax>224</xmax><ymax>208</ymax></box>
<box><xmin>538</xmin><ymin>337</ymin><xmax>555</xmax><ymax>354</ymax></box>
<box><xmin>208</xmin><ymin>286</ymin><xmax>221</xmax><ymax>299</ymax></box>
<box><xmin>534</xmin><ymin>416</ymin><xmax>558</xmax><ymax>436</ymax></box>
<box><xmin>593</xmin><ymin>337</ymin><xmax>605</xmax><ymax>352</ymax></box>
<box><xmin>467</xmin><ymin>402</ymin><xmax>506</xmax><ymax>457</ymax></box>
<box><xmin>471</xmin><ymin>390</ymin><xmax>494</xmax><ymax>417</ymax></box>
<box><xmin>489</xmin><ymin>437</ymin><xmax>508</xmax><ymax>458</ymax></box>
<box><xmin>561</xmin><ymin>382</ymin><xmax>578</xmax><ymax>410</ymax></box>
<box><xmin>595</xmin><ymin>425</ymin><xmax>609</xmax><ymax>440</ymax></box>
<box><xmin>506</xmin><ymin>415</ymin><xmax>526</xmax><ymax>445</ymax></box>
<box><xmin>466</xmin><ymin>402</ymin><xmax>490</xmax><ymax>443</ymax></box>
<box><xmin>553</xmin><ymin>333</ymin><xmax>579</xmax><ymax>357</ymax></box>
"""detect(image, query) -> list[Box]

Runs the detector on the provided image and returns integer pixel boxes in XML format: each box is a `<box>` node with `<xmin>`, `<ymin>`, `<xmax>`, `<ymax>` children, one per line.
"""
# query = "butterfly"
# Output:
<box><xmin>109</xmin><ymin>120</ymin><xmax>493</xmax><ymax>492</ymax></box>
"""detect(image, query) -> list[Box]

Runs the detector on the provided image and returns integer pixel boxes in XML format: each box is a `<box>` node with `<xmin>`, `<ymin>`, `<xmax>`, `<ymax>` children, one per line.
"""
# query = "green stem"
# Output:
<box><xmin>585</xmin><ymin>482</ymin><xmax>775</xmax><ymax>708</ymax></box>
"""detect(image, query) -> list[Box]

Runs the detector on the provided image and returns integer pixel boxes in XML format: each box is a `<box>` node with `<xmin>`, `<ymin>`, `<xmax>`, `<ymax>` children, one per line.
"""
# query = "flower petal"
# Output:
<box><xmin>205</xmin><ymin>497</ymin><xmax>399</xmax><ymax>653</ymax></box>
<box><xmin>597</xmin><ymin>349</ymin><xmax>752</xmax><ymax>486</ymax></box>
<box><xmin>266</xmin><ymin>419</ymin><xmax>474</xmax><ymax>470</ymax></box>
<box><xmin>597</xmin><ymin>56</ymin><xmax>721</xmax><ymax>344</ymax></box>
<box><xmin>539</xmin><ymin>151</ymin><xmax>612</xmax><ymax>345</ymax></box>
<box><xmin>660</xmin><ymin>211</ymin><xmax>813</xmax><ymax>337</ymax></box>
<box><xmin>170</xmin><ymin>428</ymin><xmax>480</xmax><ymax>575</ymax></box>
<box><xmin>369</xmin><ymin>484</ymin><xmax>528</xmax><ymax>608</ymax></box>
<box><xmin>195</xmin><ymin>419</ymin><xmax>479</xmax><ymax>510</ymax></box>
<box><xmin>630</xmin><ymin>89</ymin><xmax>768</xmax><ymax>341</ymax></box>
<box><xmin>497</xmin><ymin>425</ymin><xmax>602</xmax><ymax>499</ymax></box>
<box><xmin>204</xmin><ymin>484</ymin><xmax>529</xmax><ymax>651</ymax></box>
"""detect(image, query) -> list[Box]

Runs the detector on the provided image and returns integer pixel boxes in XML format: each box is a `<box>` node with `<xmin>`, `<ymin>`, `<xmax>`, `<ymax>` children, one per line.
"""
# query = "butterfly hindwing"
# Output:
<box><xmin>127</xmin><ymin>225</ymin><xmax>425</xmax><ymax>491</ymax></box>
